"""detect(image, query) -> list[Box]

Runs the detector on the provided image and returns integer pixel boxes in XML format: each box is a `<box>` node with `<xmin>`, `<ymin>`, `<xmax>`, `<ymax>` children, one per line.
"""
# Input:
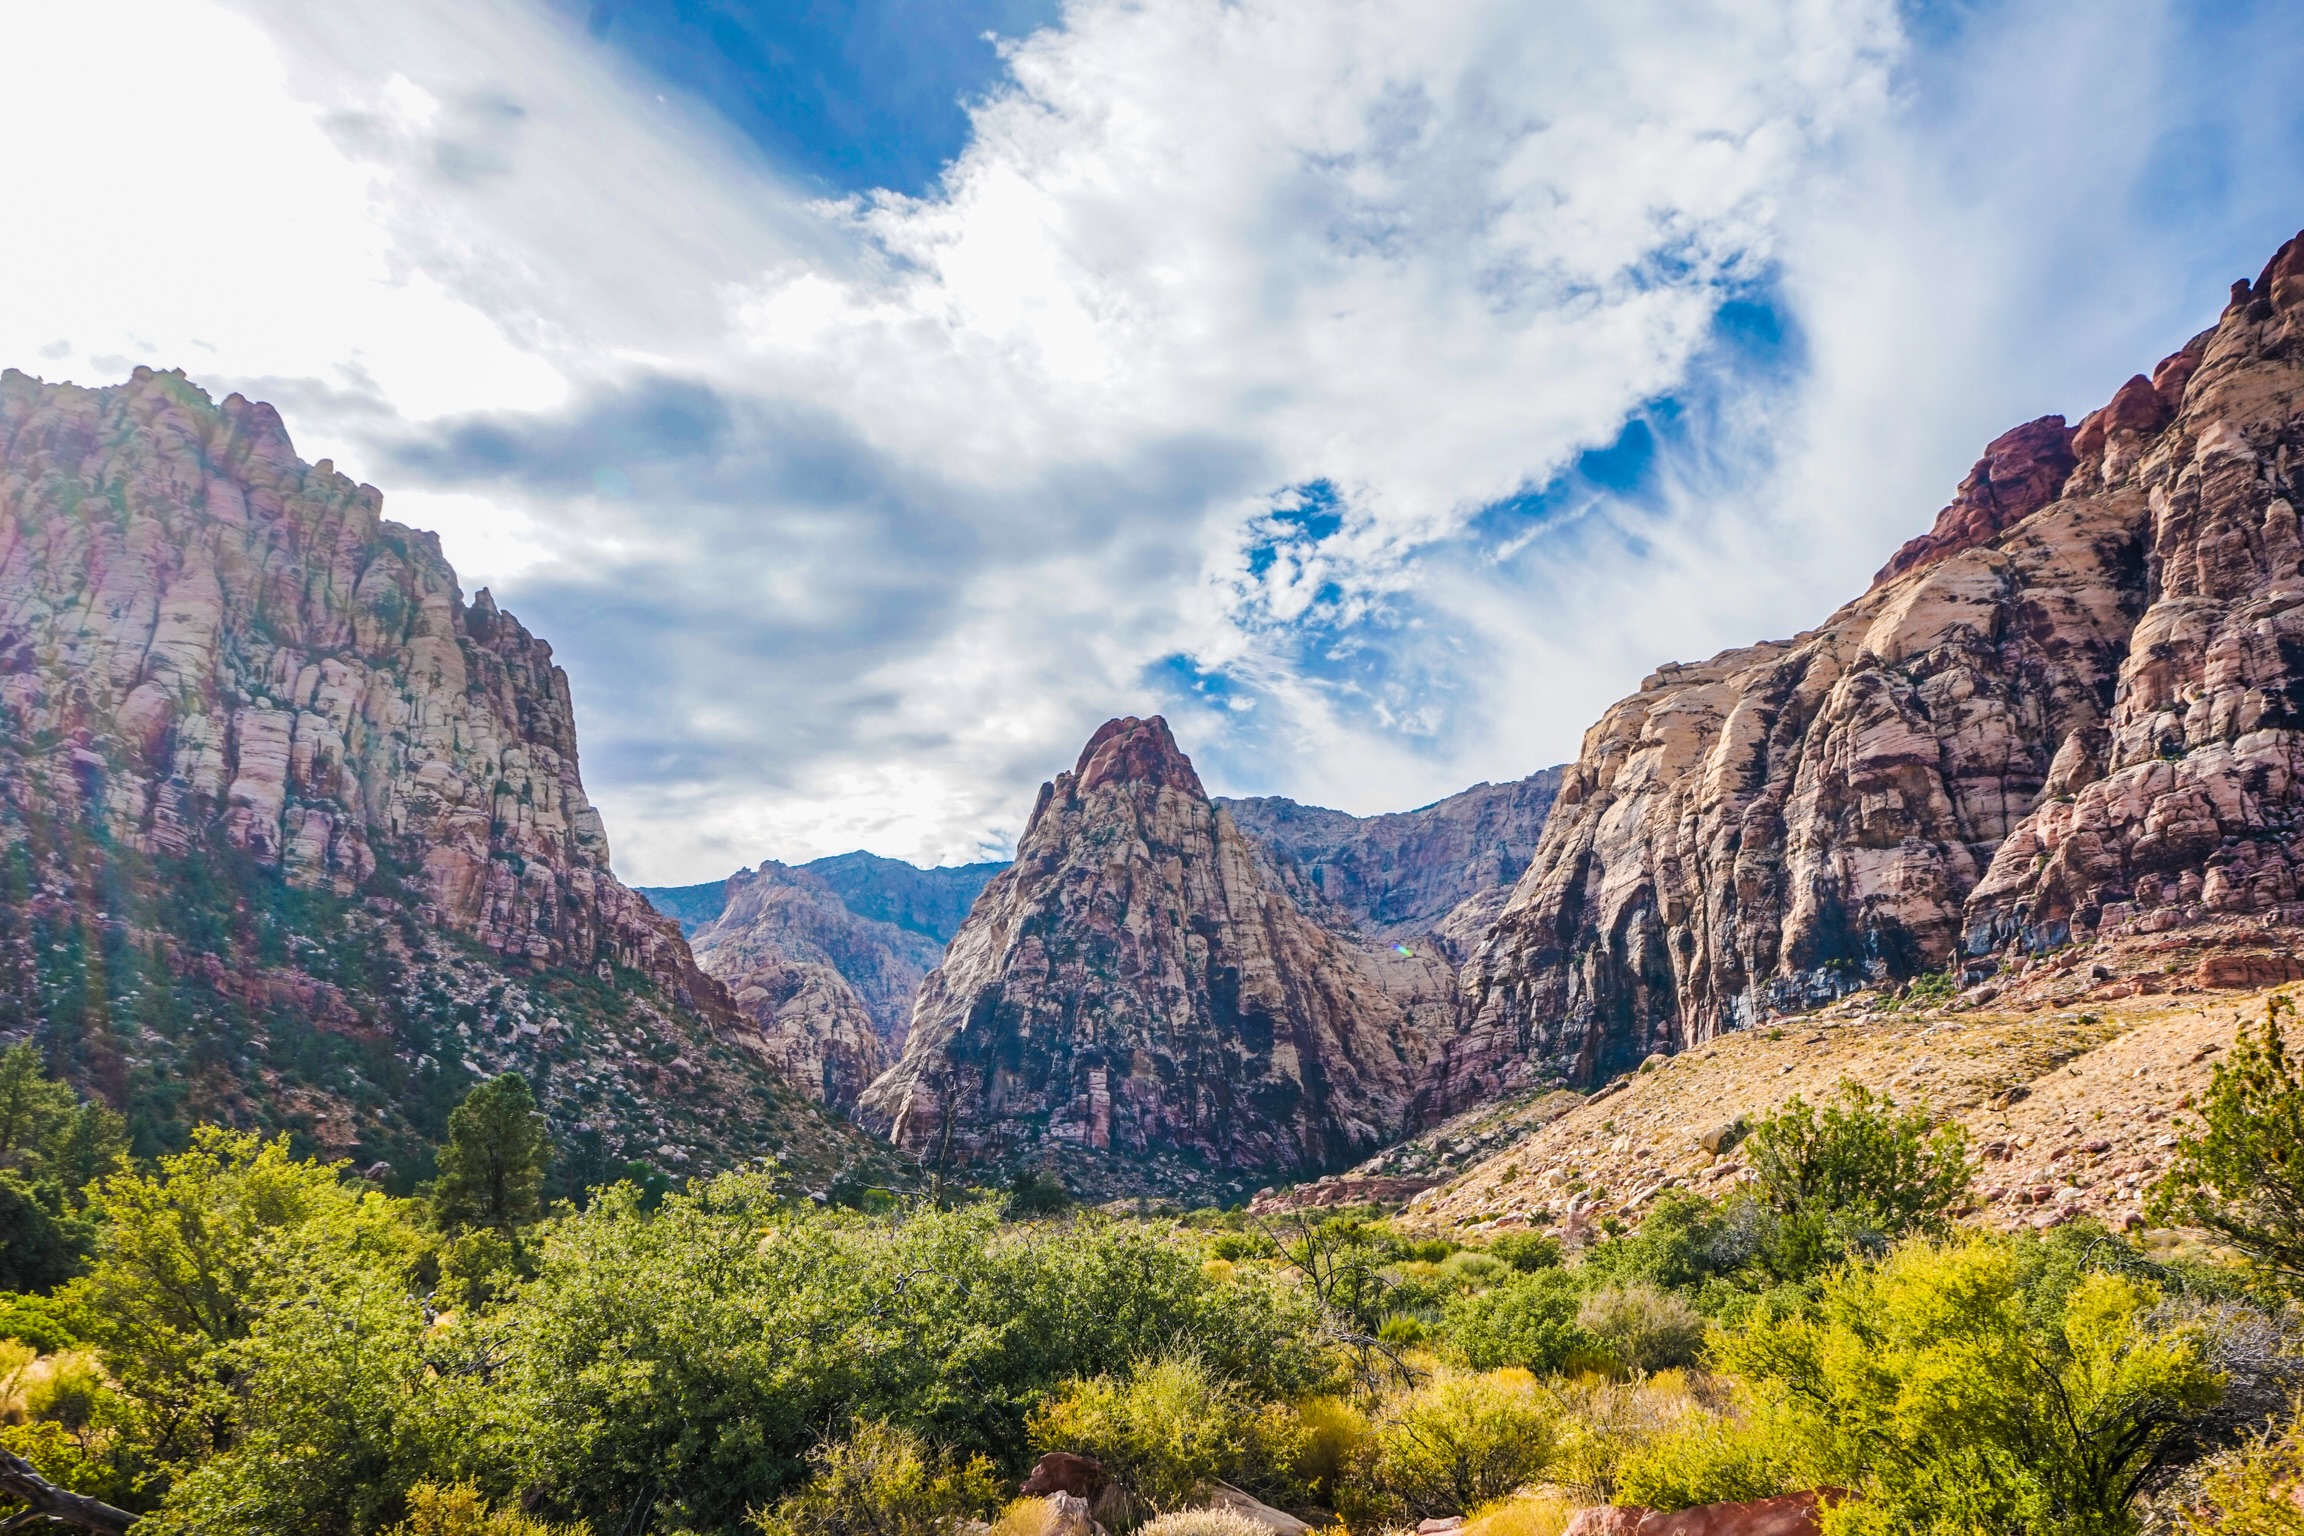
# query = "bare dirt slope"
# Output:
<box><xmin>1398</xmin><ymin>985</ymin><xmax>2287</xmax><ymax>1237</ymax></box>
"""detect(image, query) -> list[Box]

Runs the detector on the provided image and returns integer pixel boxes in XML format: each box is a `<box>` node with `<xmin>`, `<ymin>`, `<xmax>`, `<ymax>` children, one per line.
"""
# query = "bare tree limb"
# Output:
<box><xmin>0</xmin><ymin>1450</ymin><xmax>135</xmax><ymax>1534</ymax></box>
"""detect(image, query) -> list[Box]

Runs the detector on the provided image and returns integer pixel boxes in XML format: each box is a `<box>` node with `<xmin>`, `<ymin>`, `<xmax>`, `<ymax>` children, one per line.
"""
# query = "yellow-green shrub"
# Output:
<box><xmin>389</xmin><ymin>1482</ymin><xmax>581</xmax><ymax>1536</ymax></box>
<box><xmin>754</xmin><ymin>1419</ymin><xmax>1005</xmax><ymax>1536</ymax></box>
<box><xmin>1349</xmin><ymin>1368</ymin><xmax>1557</xmax><ymax>1520</ymax></box>
<box><xmin>1613</xmin><ymin>1390</ymin><xmax>1825</xmax><ymax>1510</ymax></box>
<box><xmin>2178</xmin><ymin>1409</ymin><xmax>2304</xmax><ymax>1536</ymax></box>
<box><xmin>1462</xmin><ymin>1489</ymin><xmax>1575</xmax><ymax>1536</ymax></box>
<box><xmin>1029</xmin><ymin>1353</ymin><xmax>1306</xmax><ymax>1513</ymax></box>
<box><xmin>1576</xmin><ymin>1284</ymin><xmax>1706</xmax><ymax>1375</ymax></box>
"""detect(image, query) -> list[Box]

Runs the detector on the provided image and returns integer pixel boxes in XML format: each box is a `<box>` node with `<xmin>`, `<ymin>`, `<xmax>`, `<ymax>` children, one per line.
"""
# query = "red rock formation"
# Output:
<box><xmin>1560</xmin><ymin>1491</ymin><xmax>1838</xmax><ymax>1536</ymax></box>
<box><xmin>1458</xmin><ymin>230</ymin><xmax>2304</xmax><ymax>1091</ymax></box>
<box><xmin>855</xmin><ymin>716</ymin><xmax>1456</xmax><ymax>1198</ymax></box>
<box><xmin>0</xmin><ymin>368</ymin><xmax>892</xmax><ymax>1185</ymax></box>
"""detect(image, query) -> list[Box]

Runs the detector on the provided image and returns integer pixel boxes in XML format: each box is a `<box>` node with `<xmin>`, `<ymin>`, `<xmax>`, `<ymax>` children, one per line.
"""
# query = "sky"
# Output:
<box><xmin>6</xmin><ymin>0</ymin><xmax>2304</xmax><ymax>884</ymax></box>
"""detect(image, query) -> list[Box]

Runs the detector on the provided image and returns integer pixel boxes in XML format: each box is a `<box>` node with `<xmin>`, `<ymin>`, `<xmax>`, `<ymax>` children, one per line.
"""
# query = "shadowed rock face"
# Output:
<box><xmin>0</xmin><ymin>367</ymin><xmax>895</xmax><ymax>1186</ymax></box>
<box><xmin>856</xmin><ymin>716</ymin><xmax>1457</xmax><ymax>1199</ymax></box>
<box><xmin>1455</xmin><ymin>231</ymin><xmax>2304</xmax><ymax>1096</ymax></box>
<box><xmin>1220</xmin><ymin>769</ymin><xmax>1563</xmax><ymax>961</ymax></box>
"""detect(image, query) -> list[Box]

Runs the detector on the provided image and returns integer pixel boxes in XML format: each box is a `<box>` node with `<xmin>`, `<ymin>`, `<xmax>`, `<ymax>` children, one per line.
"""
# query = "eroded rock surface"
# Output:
<box><xmin>0</xmin><ymin>367</ymin><xmax>895</xmax><ymax>1187</ymax></box>
<box><xmin>1219</xmin><ymin>768</ymin><xmax>1562</xmax><ymax>961</ymax></box>
<box><xmin>856</xmin><ymin>716</ymin><xmax>1456</xmax><ymax>1199</ymax></box>
<box><xmin>1456</xmin><ymin>233</ymin><xmax>2304</xmax><ymax>1093</ymax></box>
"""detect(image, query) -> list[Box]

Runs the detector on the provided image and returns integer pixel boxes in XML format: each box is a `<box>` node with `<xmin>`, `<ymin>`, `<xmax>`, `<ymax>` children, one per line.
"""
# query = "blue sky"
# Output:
<box><xmin>8</xmin><ymin>0</ymin><xmax>2304</xmax><ymax>882</ymax></box>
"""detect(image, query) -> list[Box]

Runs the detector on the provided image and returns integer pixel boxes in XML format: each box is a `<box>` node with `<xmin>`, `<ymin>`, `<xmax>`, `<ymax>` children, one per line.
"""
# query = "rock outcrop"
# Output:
<box><xmin>855</xmin><ymin>716</ymin><xmax>1457</xmax><ymax>1199</ymax></box>
<box><xmin>1219</xmin><ymin>769</ymin><xmax>1563</xmax><ymax>960</ymax></box>
<box><xmin>646</xmin><ymin>856</ymin><xmax>1001</xmax><ymax>1110</ymax></box>
<box><xmin>0</xmin><ymin>367</ymin><xmax>898</xmax><ymax>1189</ymax></box>
<box><xmin>1456</xmin><ymin>233</ymin><xmax>2304</xmax><ymax>1093</ymax></box>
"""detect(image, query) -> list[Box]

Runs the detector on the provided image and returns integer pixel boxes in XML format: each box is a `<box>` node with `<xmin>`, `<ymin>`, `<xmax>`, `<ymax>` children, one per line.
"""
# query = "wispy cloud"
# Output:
<box><xmin>4</xmin><ymin>0</ymin><xmax>2301</xmax><ymax>882</ymax></box>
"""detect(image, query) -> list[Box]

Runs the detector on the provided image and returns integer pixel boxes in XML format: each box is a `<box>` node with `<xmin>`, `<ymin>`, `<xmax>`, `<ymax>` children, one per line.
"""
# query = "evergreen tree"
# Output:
<box><xmin>2150</xmin><ymin>993</ymin><xmax>2304</xmax><ymax>1293</ymax></box>
<box><xmin>431</xmin><ymin>1074</ymin><xmax>551</xmax><ymax>1233</ymax></box>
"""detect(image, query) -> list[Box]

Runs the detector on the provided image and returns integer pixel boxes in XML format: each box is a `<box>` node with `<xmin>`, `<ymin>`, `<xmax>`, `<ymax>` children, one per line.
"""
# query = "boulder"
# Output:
<box><xmin>1203</xmin><ymin>1481</ymin><xmax>1310</xmax><ymax>1533</ymax></box>
<box><xmin>1560</xmin><ymin>1491</ymin><xmax>1840</xmax><ymax>1536</ymax></box>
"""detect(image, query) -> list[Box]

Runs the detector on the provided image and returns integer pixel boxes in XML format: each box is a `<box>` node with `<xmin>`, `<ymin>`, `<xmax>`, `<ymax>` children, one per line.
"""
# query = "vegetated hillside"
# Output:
<box><xmin>1452</xmin><ymin>233</ymin><xmax>2304</xmax><ymax>1100</ymax></box>
<box><xmin>1218</xmin><ymin>767</ymin><xmax>1563</xmax><ymax>961</ymax></box>
<box><xmin>0</xmin><ymin>367</ymin><xmax>901</xmax><ymax>1194</ymax></box>
<box><xmin>1396</xmin><ymin>979</ymin><xmax>2271</xmax><ymax>1241</ymax></box>
<box><xmin>858</xmin><ymin>716</ymin><xmax>1461</xmax><ymax>1201</ymax></box>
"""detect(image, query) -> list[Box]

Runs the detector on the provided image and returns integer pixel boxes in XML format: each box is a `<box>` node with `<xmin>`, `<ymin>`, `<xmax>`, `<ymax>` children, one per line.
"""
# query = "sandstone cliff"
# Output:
<box><xmin>1220</xmin><ymin>769</ymin><xmax>1563</xmax><ymax>961</ymax></box>
<box><xmin>0</xmin><ymin>367</ymin><xmax>897</xmax><ymax>1190</ymax></box>
<box><xmin>855</xmin><ymin>716</ymin><xmax>1456</xmax><ymax>1199</ymax></box>
<box><xmin>1453</xmin><ymin>231</ymin><xmax>2304</xmax><ymax>1098</ymax></box>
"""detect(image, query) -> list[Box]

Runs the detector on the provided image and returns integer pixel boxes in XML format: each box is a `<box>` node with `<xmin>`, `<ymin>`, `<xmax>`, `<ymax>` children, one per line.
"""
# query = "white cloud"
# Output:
<box><xmin>5</xmin><ymin>0</ymin><xmax>2300</xmax><ymax>884</ymax></box>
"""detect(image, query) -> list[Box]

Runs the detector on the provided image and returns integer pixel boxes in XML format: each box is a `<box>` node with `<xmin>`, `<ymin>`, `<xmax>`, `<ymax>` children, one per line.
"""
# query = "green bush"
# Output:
<box><xmin>1741</xmin><ymin>1082</ymin><xmax>1968</xmax><ymax>1274</ymax></box>
<box><xmin>2150</xmin><ymin>993</ymin><xmax>2304</xmax><ymax>1294</ymax></box>
<box><xmin>1028</xmin><ymin>1352</ymin><xmax>1306</xmax><ymax>1513</ymax></box>
<box><xmin>1486</xmin><ymin>1232</ymin><xmax>1563</xmax><ymax>1274</ymax></box>
<box><xmin>1721</xmin><ymin>1235</ymin><xmax>2224</xmax><ymax>1536</ymax></box>
<box><xmin>1444</xmin><ymin>1268</ymin><xmax>1591</xmax><ymax>1373</ymax></box>
<box><xmin>1613</xmin><ymin>1392</ymin><xmax>1825</xmax><ymax>1511</ymax></box>
<box><xmin>388</xmin><ymin>1482</ymin><xmax>581</xmax><ymax>1536</ymax></box>
<box><xmin>754</xmin><ymin>1420</ymin><xmax>1005</xmax><ymax>1536</ymax></box>
<box><xmin>1350</xmin><ymin>1368</ymin><xmax>1558</xmax><ymax>1520</ymax></box>
<box><xmin>1575</xmin><ymin>1284</ymin><xmax>1705</xmax><ymax>1374</ymax></box>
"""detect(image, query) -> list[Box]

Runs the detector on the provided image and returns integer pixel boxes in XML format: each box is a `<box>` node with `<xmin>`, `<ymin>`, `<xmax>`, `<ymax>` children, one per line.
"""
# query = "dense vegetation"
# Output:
<box><xmin>1</xmin><ymin>1003</ymin><xmax>2302</xmax><ymax>1534</ymax></box>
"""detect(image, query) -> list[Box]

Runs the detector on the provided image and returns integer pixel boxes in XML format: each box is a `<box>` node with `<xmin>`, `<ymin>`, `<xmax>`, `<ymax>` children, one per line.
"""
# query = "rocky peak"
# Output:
<box><xmin>1068</xmin><ymin>714</ymin><xmax>1206</xmax><ymax>798</ymax></box>
<box><xmin>1871</xmin><ymin>415</ymin><xmax>2078</xmax><ymax>586</ymax></box>
<box><xmin>856</xmin><ymin>716</ymin><xmax>1456</xmax><ymax>1199</ymax></box>
<box><xmin>1456</xmin><ymin>229</ymin><xmax>2304</xmax><ymax>1093</ymax></box>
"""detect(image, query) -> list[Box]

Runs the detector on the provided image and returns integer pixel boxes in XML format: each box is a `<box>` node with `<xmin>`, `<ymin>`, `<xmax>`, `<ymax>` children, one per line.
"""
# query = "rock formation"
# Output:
<box><xmin>1454</xmin><ymin>231</ymin><xmax>2304</xmax><ymax>1094</ymax></box>
<box><xmin>855</xmin><ymin>716</ymin><xmax>1457</xmax><ymax>1199</ymax></box>
<box><xmin>1220</xmin><ymin>769</ymin><xmax>1562</xmax><ymax>960</ymax></box>
<box><xmin>0</xmin><ymin>367</ymin><xmax>897</xmax><ymax>1189</ymax></box>
<box><xmin>643</xmin><ymin>855</ymin><xmax>1000</xmax><ymax>1110</ymax></box>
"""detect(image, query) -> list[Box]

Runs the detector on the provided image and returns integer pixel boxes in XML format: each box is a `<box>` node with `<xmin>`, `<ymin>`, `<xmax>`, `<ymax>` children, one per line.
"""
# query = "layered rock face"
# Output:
<box><xmin>1455</xmin><ymin>232</ymin><xmax>2304</xmax><ymax>1093</ymax></box>
<box><xmin>0</xmin><ymin>368</ymin><xmax>895</xmax><ymax>1189</ymax></box>
<box><xmin>1220</xmin><ymin>769</ymin><xmax>1563</xmax><ymax>960</ymax></box>
<box><xmin>645</xmin><ymin>855</ymin><xmax>1000</xmax><ymax>1110</ymax></box>
<box><xmin>855</xmin><ymin>716</ymin><xmax>1456</xmax><ymax>1198</ymax></box>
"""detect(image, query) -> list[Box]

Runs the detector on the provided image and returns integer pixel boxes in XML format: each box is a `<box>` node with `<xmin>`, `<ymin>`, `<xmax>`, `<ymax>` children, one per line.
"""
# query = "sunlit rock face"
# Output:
<box><xmin>0</xmin><ymin>367</ymin><xmax>893</xmax><ymax>1187</ymax></box>
<box><xmin>1456</xmin><ymin>232</ymin><xmax>2304</xmax><ymax>1094</ymax></box>
<box><xmin>856</xmin><ymin>716</ymin><xmax>1458</xmax><ymax>1200</ymax></box>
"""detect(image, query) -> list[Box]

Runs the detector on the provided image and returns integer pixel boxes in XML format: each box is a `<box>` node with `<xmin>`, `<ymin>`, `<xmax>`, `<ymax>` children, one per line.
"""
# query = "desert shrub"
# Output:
<box><xmin>1722</xmin><ymin>1235</ymin><xmax>2224</xmax><ymax>1536</ymax></box>
<box><xmin>1544</xmin><ymin>1371</ymin><xmax>1713</xmax><ymax>1504</ymax></box>
<box><xmin>1351</xmin><ymin>1368</ymin><xmax>1558</xmax><ymax>1519</ymax></box>
<box><xmin>1581</xmin><ymin>1193</ymin><xmax>1751</xmax><ymax>1297</ymax></box>
<box><xmin>754</xmin><ymin>1419</ymin><xmax>1004</xmax><ymax>1536</ymax></box>
<box><xmin>1444</xmin><ymin>1267</ymin><xmax>1592</xmax><ymax>1373</ymax></box>
<box><xmin>1613</xmin><ymin>1391</ymin><xmax>1826</xmax><ymax>1511</ymax></box>
<box><xmin>1576</xmin><ymin>1284</ymin><xmax>1706</xmax><ymax>1374</ymax></box>
<box><xmin>1487</xmin><ymin>1232</ymin><xmax>1563</xmax><ymax>1273</ymax></box>
<box><xmin>389</xmin><ymin>1482</ymin><xmax>581</xmax><ymax>1536</ymax></box>
<box><xmin>2150</xmin><ymin>994</ymin><xmax>2304</xmax><ymax>1294</ymax></box>
<box><xmin>1741</xmin><ymin>1084</ymin><xmax>1968</xmax><ymax>1271</ymax></box>
<box><xmin>1462</xmin><ymin>1490</ymin><xmax>1575</xmax><ymax>1536</ymax></box>
<box><xmin>1133</xmin><ymin>1511</ymin><xmax>1268</xmax><ymax>1536</ymax></box>
<box><xmin>2178</xmin><ymin>1407</ymin><xmax>2304</xmax><ymax>1535</ymax></box>
<box><xmin>25</xmin><ymin>1348</ymin><xmax>105</xmax><ymax>1431</ymax></box>
<box><xmin>1289</xmin><ymin>1395</ymin><xmax>1370</xmax><ymax>1506</ymax></box>
<box><xmin>1028</xmin><ymin>1352</ymin><xmax>1305</xmax><ymax>1513</ymax></box>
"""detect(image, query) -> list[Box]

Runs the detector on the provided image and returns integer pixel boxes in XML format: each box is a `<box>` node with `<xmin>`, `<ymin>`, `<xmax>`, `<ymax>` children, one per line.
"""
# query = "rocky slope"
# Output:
<box><xmin>1451</xmin><ymin>232</ymin><xmax>2304</xmax><ymax>1099</ymax></box>
<box><xmin>0</xmin><ymin>367</ymin><xmax>899</xmax><ymax>1192</ymax></box>
<box><xmin>1219</xmin><ymin>769</ymin><xmax>1563</xmax><ymax>961</ymax></box>
<box><xmin>639</xmin><ymin>855</ymin><xmax>1000</xmax><ymax>1110</ymax></box>
<box><xmin>855</xmin><ymin>716</ymin><xmax>1460</xmax><ymax>1200</ymax></box>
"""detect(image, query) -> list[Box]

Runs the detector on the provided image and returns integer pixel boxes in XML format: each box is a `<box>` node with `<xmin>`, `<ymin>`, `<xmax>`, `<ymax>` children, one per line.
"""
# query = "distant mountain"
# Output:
<box><xmin>857</xmin><ymin>716</ymin><xmax>1460</xmax><ymax>1201</ymax></box>
<box><xmin>639</xmin><ymin>855</ymin><xmax>1002</xmax><ymax>1110</ymax></box>
<box><xmin>1219</xmin><ymin>769</ymin><xmax>1563</xmax><ymax>961</ymax></box>
<box><xmin>0</xmin><ymin>368</ymin><xmax>899</xmax><ymax>1194</ymax></box>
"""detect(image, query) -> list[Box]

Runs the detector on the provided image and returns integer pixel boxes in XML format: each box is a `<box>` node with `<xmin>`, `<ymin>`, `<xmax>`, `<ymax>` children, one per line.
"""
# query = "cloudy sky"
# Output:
<box><xmin>7</xmin><ymin>0</ymin><xmax>2304</xmax><ymax>883</ymax></box>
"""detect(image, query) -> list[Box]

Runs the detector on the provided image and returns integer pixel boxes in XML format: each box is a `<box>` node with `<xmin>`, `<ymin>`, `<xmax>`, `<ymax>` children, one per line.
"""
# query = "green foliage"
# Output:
<box><xmin>0</xmin><ymin>1041</ymin><xmax>127</xmax><ymax>1291</ymax></box>
<box><xmin>755</xmin><ymin>1419</ymin><xmax>1006</xmax><ymax>1536</ymax></box>
<box><xmin>1353</xmin><ymin>1369</ymin><xmax>1558</xmax><ymax>1520</ymax></box>
<box><xmin>430</xmin><ymin>1074</ymin><xmax>549</xmax><ymax>1234</ymax></box>
<box><xmin>388</xmin><ymin>1483</ymin><xmax>582</xmax><ymax>1536</ymax></box>
<box><xmin>496</xmin><ymin>1180</ymin><xmax>1329</xmax><ymax>1531</ymax></box>
<box><xmin>1486</xmin><ymin>1231</ymin><xmax>1563</xmax><ymax>1273</ymax></box>
<box><xmin>1029</xmin><ymin>1352</ymin><xmax>1306</xmax><ymax>1513</ymax></box>
<box><xmin>1720</xmin><ymin>1235</ymin><xmax>2225</xmax><ymax>1536</ymax></box>
<box><xmin>1613</xmin><ymin>1391</ymin><xmax>1828</xmax><ymax>1511</ymax></box>
<box><xmin>1002</xmin><ymin>1167</ymin><xmax>1072</xmax><ymax>1220</ymax></box>
<box><xmin>2149</xmin><ymin>994</ymin><xmax>2304</xmax><ymax>1294</ymax></box>
<box><xmin>1742</xmin><ymin>1081</ymin><xmax>1968</xmax><ymax>1270</ymax></box>
<box><xmin>0</xmin><ymin>1289</ymin><xmax>79</xmax><ymax>1351</ymax></box>
<box><xmin>1575</xmin><ymin>1283</ymin><xmax>1705</xmax><ymax>1374</ymax></box>
<box><xmin>1444</xmin><ymin>1267</ymin><xmax>1591</xmax><ymax>1374</ymax></box>
<box><xmin>2179</xmin><ymin>1410</ymin><xmax>2304</xmax><ymax>1536</ymax></box>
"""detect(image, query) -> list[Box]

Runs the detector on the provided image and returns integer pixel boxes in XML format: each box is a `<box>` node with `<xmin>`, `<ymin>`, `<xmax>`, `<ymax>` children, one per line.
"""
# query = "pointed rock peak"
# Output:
<box><xmin>1873</xmin><ymin>414</ymin><xmax>2077</xmax><ymax>587</ymax></box>
<box><xmin>2251</xmin><ymin>227</ymin><xmax>2304</xmax><ymax>313</ymax></box>
<box><xmin>1073</xmin><ymin>715</ymin><xmax>1206</xmax><ymax>798</ymax></box>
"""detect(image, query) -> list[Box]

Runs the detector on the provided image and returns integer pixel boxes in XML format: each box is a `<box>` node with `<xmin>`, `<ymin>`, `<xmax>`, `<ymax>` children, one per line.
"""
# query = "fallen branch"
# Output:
<box><xmin>0</xmin><ymin>1450</ymin><xmax>135</xmax><ymax>1534</ymax></box>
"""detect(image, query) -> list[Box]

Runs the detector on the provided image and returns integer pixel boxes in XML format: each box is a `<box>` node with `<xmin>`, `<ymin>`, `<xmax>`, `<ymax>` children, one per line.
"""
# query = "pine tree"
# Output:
<box><xmin>431</xmin><ymin>1073</ymin><xmax>551</xmax><ymax>1232</ymax></box>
